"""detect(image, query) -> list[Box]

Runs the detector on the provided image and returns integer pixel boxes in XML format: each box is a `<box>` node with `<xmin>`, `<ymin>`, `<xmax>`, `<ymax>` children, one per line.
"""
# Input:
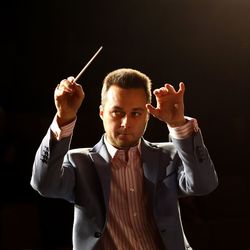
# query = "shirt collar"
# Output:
<box><xmin>104</xmin><ymin>134</ymin><xmax>141</xmax><ymax>159</ymax></box>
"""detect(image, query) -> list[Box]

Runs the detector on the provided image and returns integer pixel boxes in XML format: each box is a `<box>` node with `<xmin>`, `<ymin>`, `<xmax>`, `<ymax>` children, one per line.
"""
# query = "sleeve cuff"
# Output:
<box><xmin>167</xmin><ymin>116</ymin><xmax>199</xmax><ymax>139</ymax></box>
<box><xmin>50</xmin><ymin>115</ymin><xmax>76</xmax><ymax>141</ymax></box>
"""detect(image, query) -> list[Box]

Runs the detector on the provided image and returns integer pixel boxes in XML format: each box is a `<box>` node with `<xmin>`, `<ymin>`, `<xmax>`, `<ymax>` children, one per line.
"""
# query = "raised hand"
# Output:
<box><xmin>146</xmin><ymin>82</ymin><xmax>186</xmax><ymax>127</ymax></box>
<box><xmin>54</xmin><ymin>76</ymin><xmax>85</xmax><ymax>126</ymax></box>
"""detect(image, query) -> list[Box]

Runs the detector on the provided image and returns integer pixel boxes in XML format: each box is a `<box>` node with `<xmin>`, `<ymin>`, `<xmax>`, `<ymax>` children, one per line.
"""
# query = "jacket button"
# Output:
<box><xmin>94</xmin><ymin>232</ymin><xmax>102</xmax><ymax>238</ymax></box>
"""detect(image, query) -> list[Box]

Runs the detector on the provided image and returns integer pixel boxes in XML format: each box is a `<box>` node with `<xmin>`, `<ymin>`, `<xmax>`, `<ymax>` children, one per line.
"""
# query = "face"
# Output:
<box><xmin>99</xmin><ymin>85</ymin><xmax>150</xmax><ymax>149</ymax></box>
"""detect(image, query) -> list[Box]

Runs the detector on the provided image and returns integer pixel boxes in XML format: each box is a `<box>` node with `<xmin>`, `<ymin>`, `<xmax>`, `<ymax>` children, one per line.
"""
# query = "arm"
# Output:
<box><xmin>30</xmin><ymin>128</ymin><xmax>76</xmax><ymax>201</ymax></box>
<box><xmin>172</xmin><ymin>130</ymin><xmax>218</xmax><ymax>195</ymax></box>
<box><xmin>30</xmin><ymin>77</ymin><xmax>85</xmax><ymax>201</ymax></box>
<box><xmin>146</xmin><ymin>82</ymin><xmax>218</xmax><ymax>195</ymax></box>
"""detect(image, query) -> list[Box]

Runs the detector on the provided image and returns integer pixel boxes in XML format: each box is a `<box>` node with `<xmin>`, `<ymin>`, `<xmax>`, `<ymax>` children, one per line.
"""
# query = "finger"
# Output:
<box><xmin>55</xmin><ymin>84</ymin><xmax>67</xmax><ymax>96</ymax></box>
<box><xmin>54</xmin><ymin>85</ymin><xmax>64</xmax><ymax>98</ymax></box>
<box><xmin>164</xmin><ymin>84</ymin><xmax>177</xmax><ymax>94</ymax></box>
<box><xmin>74</xmin><ymin>84</ymin><xmax>85</xmax><ymax>99</ymax></box>
<box><xmin>67</xmin><ymin>76</ymin><xmax>75</xmax><ymax>84</ymax></box>
<box><xmin>59</xmin><ymin>79</ymin><xmax>74</xmax><ymax>93</ymax></box>
<box><xmin>146</xmin><ymin>104</ymin><xmax>159</xmax><ymax>117</ymax></box>
<box><xmin>153</xmin><ymin>87</ymin><xmax>168</xmax><ymax>97</ymax></box>
<box><xmin>60</xmin><ymin>79</ymin><xmax>72</xmax><ymax>87</ymax></box>
<box><xmin>177</xmin><ymin>82</ymin><xmax>185</xmax><ymax>94</ymax></box>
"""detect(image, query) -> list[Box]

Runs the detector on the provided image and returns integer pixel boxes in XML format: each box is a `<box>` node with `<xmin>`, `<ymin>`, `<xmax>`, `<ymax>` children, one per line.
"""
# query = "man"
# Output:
<box><xmin>31</xmin><ymin>68</ymin><xmax>218</xmax><ymax>250</ymax></box>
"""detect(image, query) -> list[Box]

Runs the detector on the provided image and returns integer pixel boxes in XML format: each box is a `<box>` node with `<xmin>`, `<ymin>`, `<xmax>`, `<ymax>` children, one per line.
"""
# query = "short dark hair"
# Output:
<box><xmin>101</xmin><ymin>68</ymin><xmax>152</xmax><ymax>105</ymax></box>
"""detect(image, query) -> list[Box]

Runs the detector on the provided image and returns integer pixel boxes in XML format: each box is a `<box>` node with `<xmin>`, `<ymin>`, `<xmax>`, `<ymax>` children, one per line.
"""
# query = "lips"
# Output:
<box><xmin>118</xmin><ymin>132</ymin><xmax>131</xmax><ymax>138</ymax></box>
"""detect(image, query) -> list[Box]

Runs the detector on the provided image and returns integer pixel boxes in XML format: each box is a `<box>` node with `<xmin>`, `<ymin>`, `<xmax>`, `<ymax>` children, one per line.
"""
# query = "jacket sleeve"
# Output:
<box><xmin>170</xmin><ymin>129</ymin><xmax>218</xmax><ymax>196</ymax></box>
<box><xmin>30</xmin><ymin>128</ymin><xmax>75</xmax><ymax>203</ymax></box>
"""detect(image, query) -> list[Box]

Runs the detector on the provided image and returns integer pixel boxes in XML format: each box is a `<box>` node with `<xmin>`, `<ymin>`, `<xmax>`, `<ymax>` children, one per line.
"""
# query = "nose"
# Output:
<box><xmin>121</xmin><ymin>115</ymin><xmax>130</xmax><ymax>128</ymax></box>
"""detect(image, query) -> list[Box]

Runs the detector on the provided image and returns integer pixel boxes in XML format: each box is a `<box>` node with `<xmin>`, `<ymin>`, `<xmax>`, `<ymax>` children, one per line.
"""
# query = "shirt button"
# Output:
<box><xmin>133</xmin><ymin>212</ymin><xmax>137</xmax><ymax>217</ymax></box>
<box><xmin>94</xmin><ymin>232</ymin><xmax>102</xmax><ymax>238</ymax></box>
<box><xmin>130</xmin><ymin>187</ymin><xmax>135</xmax><ymax>192</ymax></box>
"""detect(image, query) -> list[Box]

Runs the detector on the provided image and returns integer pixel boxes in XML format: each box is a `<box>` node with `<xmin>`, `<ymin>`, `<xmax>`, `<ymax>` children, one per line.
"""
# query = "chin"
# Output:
<box><xmin>117</xmin><ymin>140</ymin><xmax>138</xmax><ymax>149</ymax></box>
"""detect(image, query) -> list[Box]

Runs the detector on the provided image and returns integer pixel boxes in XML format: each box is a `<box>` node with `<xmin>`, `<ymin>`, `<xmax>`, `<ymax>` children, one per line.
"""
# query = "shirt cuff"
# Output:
<box><xmin>50</xmin><ymin>115</ymin><xmax>76</xmax><ymax>141</ymax></box>
<box><xmin>167</xmin><ymin>116</ymin><xmax>199</xmax><ymax>139</ymax></box>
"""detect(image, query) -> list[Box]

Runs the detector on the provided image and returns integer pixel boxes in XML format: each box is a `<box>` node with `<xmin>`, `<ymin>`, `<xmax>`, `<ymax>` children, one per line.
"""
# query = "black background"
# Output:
<box><xmin>1</xmin><ymin>0</ymin><xmax>250</xmax><ymax>249</ymax></box>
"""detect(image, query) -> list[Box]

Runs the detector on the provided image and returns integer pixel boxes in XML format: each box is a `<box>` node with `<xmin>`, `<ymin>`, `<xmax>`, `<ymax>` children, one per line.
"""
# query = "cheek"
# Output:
<box><xmin>138</xmin><ymin>119</ymin><xmax>149</xmax><ymax>132</ymax></box>
<box><xmin>103</xmin><ymin>117</ymin><xmax>120</xmax><ymax>130</ymax></box>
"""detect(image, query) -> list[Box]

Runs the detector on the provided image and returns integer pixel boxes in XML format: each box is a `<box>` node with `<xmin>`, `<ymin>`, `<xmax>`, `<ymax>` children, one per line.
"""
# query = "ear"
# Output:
<box><xmin>99</xmin><ymin>105</ymin><xmax>104</xmax><ymax>120</ymax></box>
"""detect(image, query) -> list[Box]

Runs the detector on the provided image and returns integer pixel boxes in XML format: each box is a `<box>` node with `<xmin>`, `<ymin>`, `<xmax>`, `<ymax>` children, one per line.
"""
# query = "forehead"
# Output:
<box><xmin>105</xmin><ymin>85</ymin><xmax>147</xmax><ymax>107</ymax></box>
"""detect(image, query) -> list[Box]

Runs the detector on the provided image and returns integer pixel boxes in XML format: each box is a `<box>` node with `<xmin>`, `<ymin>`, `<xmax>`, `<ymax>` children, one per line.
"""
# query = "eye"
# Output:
<box><xmin>132</xmin><ymin>111</ymin><xmax>142</xmax><ymax>117</ymax></box>
<box><xmin>111</xmin><ymin>110</ymin><xmax>125</xmax><ymax>118</ymax></box>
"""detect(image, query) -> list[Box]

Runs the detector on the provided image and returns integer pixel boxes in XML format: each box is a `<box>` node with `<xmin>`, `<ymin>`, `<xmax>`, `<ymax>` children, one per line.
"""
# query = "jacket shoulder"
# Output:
<box><xmin>142</xmin><ymin>139</ymin><xmax>177</xmax><ymax>158</ymax></box>
<box><xmin>68</xmin><ymin>148</ymin><xmax>91</xmax><ymax>155</ymax></box>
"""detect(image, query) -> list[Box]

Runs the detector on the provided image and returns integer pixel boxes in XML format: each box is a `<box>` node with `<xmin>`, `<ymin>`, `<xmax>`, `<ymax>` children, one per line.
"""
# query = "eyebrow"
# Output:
<box><xmin>132</xmin><ymin>107</ymin><xmax>145</xmax><ymax>112</ymax></box>
<box><xmin>111</xmin><ymin>106</ymin><xmax>123</xmax><ymax>110</ymax></box>
<box><xmin>111</xmin><ymin>106</ymin><xmax>145</xmax><ymax>112</ymax></box>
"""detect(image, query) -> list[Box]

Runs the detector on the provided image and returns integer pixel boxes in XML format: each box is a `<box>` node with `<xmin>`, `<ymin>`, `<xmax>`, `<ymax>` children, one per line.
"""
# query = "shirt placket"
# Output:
<box><xmin>125</xmin><ymin>149</ymin><xmax>145</xmax><ymax>249</ymax></box>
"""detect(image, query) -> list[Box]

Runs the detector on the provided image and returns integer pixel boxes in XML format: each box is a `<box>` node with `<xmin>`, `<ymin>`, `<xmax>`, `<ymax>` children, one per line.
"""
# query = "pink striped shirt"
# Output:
<box><xmin>50</xmin><ymin>115</ymin><xmax>77</xmax><ymax>140</ymax></box>
<box><xmin>94</xmin><ymin>140</ymin><xmax>163</xmax><ymax>250</ymax></box>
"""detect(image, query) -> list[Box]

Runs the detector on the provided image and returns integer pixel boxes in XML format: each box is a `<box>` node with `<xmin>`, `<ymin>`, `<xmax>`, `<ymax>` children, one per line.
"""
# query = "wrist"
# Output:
<box><xmin>168</xmin><ymin>117</ymin><xmax>199</xmax><ymax>139</ymax></box>
<box><xmin>167</xmin><ymin>118</ymin><xmax>186</xmax><ymax>128</ymax></box>
<box><xmin>56</xmin><ymin>112</ymin><xmax>76</xmax><ymax>127</ymax></box>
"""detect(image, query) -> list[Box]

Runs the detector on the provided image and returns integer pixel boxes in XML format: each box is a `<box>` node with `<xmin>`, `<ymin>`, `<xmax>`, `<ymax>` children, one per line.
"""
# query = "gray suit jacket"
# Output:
<box><xmin>31</xmin><ymin>128</ymin><xmax>218</xmax><ymax>250</ymax></box>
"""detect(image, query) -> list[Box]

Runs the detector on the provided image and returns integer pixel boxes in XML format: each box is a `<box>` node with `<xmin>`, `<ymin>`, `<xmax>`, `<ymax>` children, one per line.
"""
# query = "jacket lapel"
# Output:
<box><xmin>141</xmin><ymin>139</ymin><xmax>160</xmax><ymax>184</ymax></box>
<box><xmin>141</xmin><ymin>139</ymin><xmax>176</xmax><ymax>207</ymax></box>
<box><xmin>89</xmin><ymin>136</ymin><xmax>111</xmax><ymax>210</ymax></box>
<box><xmin>141</xmin><ymin>139</ymin><xmax>161</xmax><ymax>207</ymax></box>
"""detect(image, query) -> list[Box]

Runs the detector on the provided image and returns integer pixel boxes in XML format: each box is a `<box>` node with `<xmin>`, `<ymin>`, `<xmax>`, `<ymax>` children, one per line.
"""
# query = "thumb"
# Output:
<box><xmin>146</xmin><ymin>104</ymin><xmax>159</xmax><ymax>118</ymax></box>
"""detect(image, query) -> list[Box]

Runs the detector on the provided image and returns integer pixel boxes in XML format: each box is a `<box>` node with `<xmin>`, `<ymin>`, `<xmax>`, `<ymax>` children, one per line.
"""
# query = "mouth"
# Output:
<box><xmin>117</xmin><ymin>132</ymin><xmax>131</xmax><ymax>138</ymax></box>
<box><xmin>118</xmin><ymin>133</ymin><xmax>129</xmax><ymax>136</ymax></box>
